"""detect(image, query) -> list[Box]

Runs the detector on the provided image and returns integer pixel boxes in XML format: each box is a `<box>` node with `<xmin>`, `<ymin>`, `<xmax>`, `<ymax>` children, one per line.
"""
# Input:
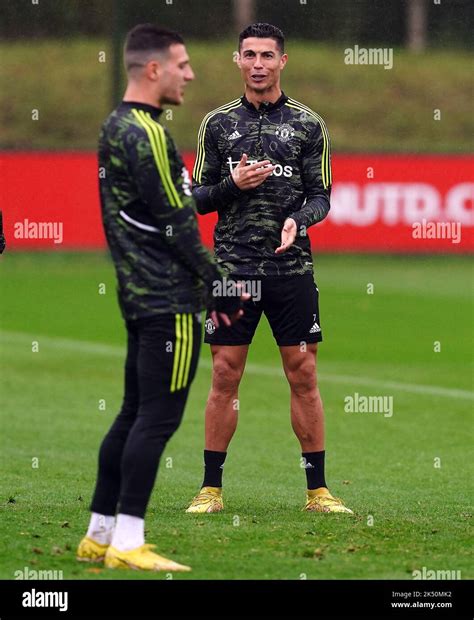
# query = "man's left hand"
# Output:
<box><xmin>275</xmin><ymin>218</ymin><xmax>297</xmax><ymax>254</ymax></box>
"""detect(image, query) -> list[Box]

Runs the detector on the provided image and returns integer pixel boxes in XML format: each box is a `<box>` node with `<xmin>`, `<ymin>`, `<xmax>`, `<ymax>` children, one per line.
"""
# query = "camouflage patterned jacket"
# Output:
<box><xmin>99</xmin><ymin>101</ymin><xmax>221</xmax><ymax>320</ymax></box>
<box><xmin>192</xmin><ymin>92</ymin><xmax>332</xmax><ymax>276</ymax></box>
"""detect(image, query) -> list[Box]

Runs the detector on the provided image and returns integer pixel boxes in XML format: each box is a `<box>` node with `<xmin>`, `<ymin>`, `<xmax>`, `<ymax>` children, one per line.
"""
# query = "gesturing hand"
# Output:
<box><xmin>275</xmin><ymin>218</ymin><xmax>297</xmax><ymax>254</ymax></box>
<box><xmin>231</xmin><ymin>153</ymin><xmax>275</xmax><ymax>190</ymax></box>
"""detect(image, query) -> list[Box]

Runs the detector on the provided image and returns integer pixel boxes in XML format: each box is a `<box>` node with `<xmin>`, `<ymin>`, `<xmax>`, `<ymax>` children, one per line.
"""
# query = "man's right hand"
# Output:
<box><xmin>231</xmin><ymin>153</ymin><xmax>275</xmax><ymax>190</ymax></box>
<box><xmin>210</xmin><ymin>305</ymin><xmax>245</xmax><ymax>329</ymax></box>
<box><xmin>210</xmin><ymin>281</ymin><xmax>251</xmax><ymax>328</ymax></box>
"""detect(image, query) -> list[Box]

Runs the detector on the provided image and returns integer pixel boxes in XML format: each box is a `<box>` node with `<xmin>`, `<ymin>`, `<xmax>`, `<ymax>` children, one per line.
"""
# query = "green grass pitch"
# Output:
<box><xmin>0</xmin><ymin>252</ymin><xmax>472</xmax><ymax>580</ymax></box>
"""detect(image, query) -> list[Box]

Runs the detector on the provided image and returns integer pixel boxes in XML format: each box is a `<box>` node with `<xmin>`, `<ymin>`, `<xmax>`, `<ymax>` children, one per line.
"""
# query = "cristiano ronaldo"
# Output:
<box><xmin>186</xmin><ymin>23</ymin><xmax>352</xmax><ymax>515</ymax></box>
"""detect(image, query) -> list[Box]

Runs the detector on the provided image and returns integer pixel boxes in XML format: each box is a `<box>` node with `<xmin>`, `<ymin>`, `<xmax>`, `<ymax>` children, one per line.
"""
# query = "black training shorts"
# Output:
<box><xmin>204</xmin><ymin>274</ymin><xmax>322</xmax><ymax>346</ymax></box>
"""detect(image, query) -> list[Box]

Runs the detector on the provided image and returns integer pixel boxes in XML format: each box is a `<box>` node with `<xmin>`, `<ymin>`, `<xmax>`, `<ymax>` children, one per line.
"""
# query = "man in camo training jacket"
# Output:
<box><xmin>76</xmin><ymin>24</ymin><xmax>245</xmax><ymax>573</ymax></box>
<box><xmin>186</xmin><ymin>23</ymin><xmax>353</xmax><ymax>515</ymax></box>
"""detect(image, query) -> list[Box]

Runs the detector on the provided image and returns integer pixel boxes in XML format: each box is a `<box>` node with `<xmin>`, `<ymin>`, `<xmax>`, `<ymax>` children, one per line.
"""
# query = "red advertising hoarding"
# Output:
<box><xmin>1</xmin><ymin>152</ymin><xmax>472</xmax><ymax>252</ymax></box>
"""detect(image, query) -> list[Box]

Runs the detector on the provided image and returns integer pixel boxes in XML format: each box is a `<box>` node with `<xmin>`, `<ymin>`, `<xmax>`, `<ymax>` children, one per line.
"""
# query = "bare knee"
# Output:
<box><xmin>285</xmin><ymin>358</ymin><xmax>317</xmax><ymax>396</ymax></box>
<box><xmin>212</xmin><ymin>354</ymin><xmax>245</xmax><ymax>394</ymax></box>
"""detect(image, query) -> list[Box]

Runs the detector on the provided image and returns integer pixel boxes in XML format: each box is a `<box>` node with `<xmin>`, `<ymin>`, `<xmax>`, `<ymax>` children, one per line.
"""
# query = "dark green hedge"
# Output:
<box><xmin>1</xmin><ymin>0</ymin><xmax>472</xmax><ymax>48</ymax></box>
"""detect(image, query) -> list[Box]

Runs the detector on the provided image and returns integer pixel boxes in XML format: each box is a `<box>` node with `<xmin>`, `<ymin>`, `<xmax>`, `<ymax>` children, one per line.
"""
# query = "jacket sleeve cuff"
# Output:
<box><xmin>218</xmin><ymin>175</ymin><xmax>243</xmax><ymax>201</ymax></box>
<box><xmin>288</xmin><ymin>213</ymin><xmax>303</xmax><ymax>234</ymax></box>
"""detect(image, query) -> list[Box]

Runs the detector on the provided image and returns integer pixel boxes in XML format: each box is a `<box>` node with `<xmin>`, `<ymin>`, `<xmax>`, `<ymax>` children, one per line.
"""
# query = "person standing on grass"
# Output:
<box><xmin>186</xmin><ymin>23</ymin><xmax>353</xmax><ymax>515</ymax></box>
<box><xmin>76</xmin><ymin>24</ymin><xmax>245</xmax><ymax>572</ymax></box>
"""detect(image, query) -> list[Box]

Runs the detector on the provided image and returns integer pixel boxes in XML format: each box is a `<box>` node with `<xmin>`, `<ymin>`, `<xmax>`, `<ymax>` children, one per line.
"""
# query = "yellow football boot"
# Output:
<box><xmin>76</xmin><ymin>536</ymin><xmax>109</xmax><ymax>562</ymax></box>
<box><xmin>104</xmin><ymin>544</ymin><xmax>191</xmax><ymax>572</ymax></box>
<box><xmin>185</xmin><ymin>486</ymin><xmax>223</xmax><ymax>513</ymax></box>
<box><xmin>303</xmin><ymin>487</ymin><xmax>353</xmax><ymax>514</ymax></box>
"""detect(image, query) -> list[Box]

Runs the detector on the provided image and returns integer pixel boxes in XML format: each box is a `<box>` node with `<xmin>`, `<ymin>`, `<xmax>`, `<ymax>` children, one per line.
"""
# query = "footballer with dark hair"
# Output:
<box><xmin>187</xmin><ymin>23</ymin><xmax>353</xmax><ymax>515</ymax></box>
<box><xmin>76</xmin><ymin>24</ymin><xmax>245</xmax><ymax>572</ymax></box>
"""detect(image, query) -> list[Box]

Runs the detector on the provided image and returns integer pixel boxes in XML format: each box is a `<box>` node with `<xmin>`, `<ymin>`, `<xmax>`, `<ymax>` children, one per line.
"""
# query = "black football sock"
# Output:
<box><xmin>302</xmin><ymin>450</ymin><xmax>327</xmax><ymax>490</ymax></box>
<box><xmin>202</xmin><ymin>449</ymin><xmax>227</xmax><ymax>488</ymax></box>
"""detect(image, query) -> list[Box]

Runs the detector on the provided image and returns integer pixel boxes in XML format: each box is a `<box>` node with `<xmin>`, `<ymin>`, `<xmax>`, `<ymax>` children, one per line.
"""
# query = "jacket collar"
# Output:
<box><xmin>120</xmin><ymin>101</ymin><xmax>163</xmax><ymax>118</ymax></box>
<box><xmin>241</xmin><ymin>91</ymin><xmax>288</xmax><ymax>113</ymax></box>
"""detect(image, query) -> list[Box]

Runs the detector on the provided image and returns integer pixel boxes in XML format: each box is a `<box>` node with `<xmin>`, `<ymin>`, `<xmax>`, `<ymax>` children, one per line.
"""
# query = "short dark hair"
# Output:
<box><xmin>124</xmin><ymin>24</ymin><xmax>184</xmax><ymax>71</ymax></box>
<box><xmin>239</xmin><ymin>22</ymin><xmax>285</xmax><ymax>54</ymax></box>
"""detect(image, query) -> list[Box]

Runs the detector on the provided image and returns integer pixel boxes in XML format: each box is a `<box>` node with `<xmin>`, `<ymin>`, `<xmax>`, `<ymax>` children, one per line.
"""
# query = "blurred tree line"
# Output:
<box><xmin>1</xmin><ymin>0</ymin><xmax>472</xmax><ymax>48</ymax></box>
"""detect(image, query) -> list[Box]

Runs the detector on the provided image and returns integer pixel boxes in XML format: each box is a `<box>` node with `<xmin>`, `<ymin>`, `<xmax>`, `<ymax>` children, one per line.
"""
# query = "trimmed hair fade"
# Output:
<box><xmin>239</xmin><ymin>22</ymin><xmax>285</xmax><ymax>54</ymax></box>
<box><xmin>124</xmin><ymin>23</ymin><xmax>184</xmax><ymax>71</ymax></box>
